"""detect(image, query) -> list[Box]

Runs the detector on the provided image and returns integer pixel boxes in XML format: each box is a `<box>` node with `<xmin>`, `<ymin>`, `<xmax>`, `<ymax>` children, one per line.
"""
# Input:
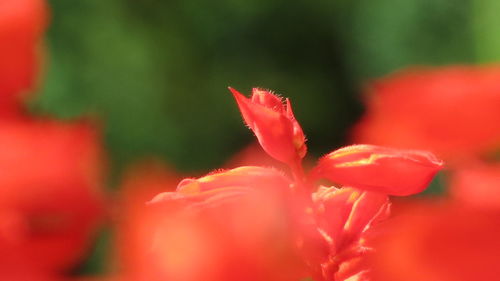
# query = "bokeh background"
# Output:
<box><xmin>35</xmin><ymin>0</ymin><xmax>500</xmax><ymax>176</ymax></box>
<box><xmin>26</xmin><ymin>0</ymin><xmax>500</xmax><ymax>276</ymax></box>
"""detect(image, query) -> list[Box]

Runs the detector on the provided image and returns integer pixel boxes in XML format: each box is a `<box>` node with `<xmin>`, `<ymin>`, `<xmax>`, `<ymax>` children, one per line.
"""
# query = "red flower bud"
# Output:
<box><xmin>229</xmin><ymin>87</ymin><xmax>307</xmax><ymax>165</ymax></box>
<box><xmin>311</xmin><ymin>145</ymin><xmax>444</xmax><ymax>196</ymax></box>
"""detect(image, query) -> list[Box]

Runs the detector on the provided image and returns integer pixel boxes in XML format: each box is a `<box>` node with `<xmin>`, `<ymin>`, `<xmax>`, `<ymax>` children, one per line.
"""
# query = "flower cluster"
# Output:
<box><xmin>0</xmin><ymin>0</ymin><xmax>105</xmax><ymax>279</ymax></box>
<box><xmin>5</xmin><ymin>0</ymin><xmax>499</xmax><ymax>279</ymax></box>
<box><xmin>353</xmin><ymin>66</ymin><xmax>500</xmax><ymax>164</ymax></box>
<box><xmin>351</xmin><ymin>66</ymin><xmax>500</xmax><ymax>281</ymax></box>
<box><xmin>147</xmin><ymin>88</ymin><xmax>443</xmax><ymax>281</ymax></box>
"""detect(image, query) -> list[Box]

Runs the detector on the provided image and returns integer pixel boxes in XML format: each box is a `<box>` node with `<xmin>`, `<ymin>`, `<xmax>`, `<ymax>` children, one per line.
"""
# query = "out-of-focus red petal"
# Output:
<box><xmin>136</xmin><ymin>166</ymin><xmax>309</xmax><ymax>281</ymax></box>
<box><xmin>312</xmin><ymin>144</ymin><xmax>443</xmax><ymax>196</ymax></box>
<box><xmin>149</xmin><ymin>166</ymin><xmax>293</xmax><ymax>207</ymax></box>
<box><xmin>0</xmin><ymin>0</ymin><xmax>48</xmax><ymax>114</ymax></box>
<box><xmin>450</xmin><ymin>163</ymin><xmax>500</xmax><ymax>209</ymax></box>
<box><xmin>0</xmin><ymin>118</ymin><xmax>104</xmax><ymax>272</ymax></box>
<box><xmin>113</xmin><ymin>162</ymin><xmax>181</xmax><ymax>281</ymax></box>
<box><xmin>370</xmin><ymin>202</ymin><xmax>500</xmax><ymax>281</ymax></box>
<box><xmin>353</xmin><ymin>66</ymin><xmax>500</xmax><ymax>163</ymax></box>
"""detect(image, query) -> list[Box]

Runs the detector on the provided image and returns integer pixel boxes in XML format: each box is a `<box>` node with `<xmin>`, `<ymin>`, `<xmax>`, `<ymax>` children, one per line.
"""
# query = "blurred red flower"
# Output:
<box><xmin>369</xmin><ymin>201</ymin><xmax>500</xmax><ymax>281</ymax></box>
<box><xmin>0</xmin><ymin>1</ymin><xmax>110</xmax><ymax>280</ymax></box>
<box><xmin>352</xmin><ymin>66</ymin><xmax>500</xmax><ymax>163</ymax></box>
<box><xmin>0</xmin><ymin>118</ymin><xmax>104</xmax><ymax>275</ymax></box>
<box><xmin>449</xmin><ymin>162</ymin><xmax>500</xmax><ymax>209</ymax></box>
<box><xmin>111</xmin><ymin>161</ymin><xmax>181</xmax><ymax>281</ymax></box>
<box><xmin>0</xmin><ymin>0</ymin><xmax>48</xmax><ymax>115</ymax></box>
<box><xmin>149</xmin><ymin>166</ymin><xmax>310</xmax><ymax>281</ymax></box>
<box><xmin>146</xmin><ymin>88</ymin><xmax>442</xmax><ymax>281</ymax></box>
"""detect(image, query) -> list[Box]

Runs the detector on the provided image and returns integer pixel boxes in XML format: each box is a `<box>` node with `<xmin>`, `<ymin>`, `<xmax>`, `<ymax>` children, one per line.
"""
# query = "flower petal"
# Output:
<box><xmin>229</xmin><ymin>87</ymin><xmax>307</xmax><ymax>164</ymax></box>
<box><xmin>312</xmin><ymin>145</ymin><xmax>443</xmax><ymax>196</ymax></box>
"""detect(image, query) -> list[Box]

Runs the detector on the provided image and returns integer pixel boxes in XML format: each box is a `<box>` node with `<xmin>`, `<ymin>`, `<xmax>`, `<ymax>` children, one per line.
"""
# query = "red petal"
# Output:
<box><xmin>312</xmin><ymin>145</ymin><xmax>444</xmax><ymax>196</ymax></box>
<box><xmin>229</xmin><ymin>87</ymin><xmax>305</xmax><ymax>164</ymax></box>
<box><xmin>0</xmin><ymin>0</ymin><xmax>48</xmax><ymax>114</ymax></box>
<box><xmin>313</xmin><ymin>186</ymin><xmax>389</xmax><ymax>253</ymax></box>
<box><xmin>370</xmin><ymin>202</ymin><xmax>500</xmax><ymax>281</ymax></box>
<box><xmin>251</xmin><ymin>88</ymin><xmax>284</xmax><ymax>111</ymax></box>
<box><xmin>149</xmin><ymin>166</ymin><xmax>293</xmax><ymax>207</ymax></box>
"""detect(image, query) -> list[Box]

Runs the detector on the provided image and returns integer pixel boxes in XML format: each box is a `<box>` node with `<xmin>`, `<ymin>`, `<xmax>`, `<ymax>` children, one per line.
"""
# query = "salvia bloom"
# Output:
<box><xmin>0</xmin><ymin>0</ymin><xmax>47</xmax><ymax>115</ymax></box>
<box><xmin>449</xmin><ymin>163</ymin><xmax>500</xmax><ymax>209</ymax></box>
<box><xmin>369</xmin><ymin>202</ymin><xmax>500</xmax><ymax>281</ymax></box>
<box><xmin>149</xmin><ymin>88</ymin><xmax>443</xmax><ymax>281</ymax></box>
<box><xmin>0</xmin><ymin>118</ymin><xmax>104</xmax><ymax>276</ymax></box>
<box><xmin>352</xmin><ymin>66</ymin><xmax>500</xmax><ymax>163</ymax></box>
<box><xmin>113</xmin><ymin>162</ymin><xmax>183</xmax><ymax>281</ymax></box>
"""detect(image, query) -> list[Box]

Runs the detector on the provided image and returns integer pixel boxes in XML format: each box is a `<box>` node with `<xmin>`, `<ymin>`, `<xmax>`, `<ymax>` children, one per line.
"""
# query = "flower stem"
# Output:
<box><xmin>290</xmin><ymin>158</ymin><xmax>308</xmax><ymax>191</ymax></box>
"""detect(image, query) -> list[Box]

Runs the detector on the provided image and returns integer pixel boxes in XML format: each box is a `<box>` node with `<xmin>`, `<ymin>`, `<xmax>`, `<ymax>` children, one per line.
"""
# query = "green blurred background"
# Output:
<box><xmin>32</xmin><ymin>0</ymin><xmax>500</xmax><ymax>275</ymax></box>
<box><xmin>34</xmin><ymin>0</ymin><xmax>500</xmax><ymax>176</ymax></box>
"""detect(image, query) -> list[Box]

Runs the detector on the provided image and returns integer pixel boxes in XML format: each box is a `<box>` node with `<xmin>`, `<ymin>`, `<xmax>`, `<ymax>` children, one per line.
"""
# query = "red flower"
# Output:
<box><xmin>110</xmin><ymin>161</ymin><xmax>181</xmax><ymax>281</ymax></box>
<box><xmin>369</xmin><ymin>202</ymin><xmax>500</xmax><ymax>281</ymax></box>
<box><xmin>449</xmin><ymin>163</ymin><xmax>500</xmax><ymax>209</ymax></box>
<box><xmin>352</xmin><ymin>66</ymin><xmax>500</xmax><ymax>163</ymax></box>
<box><xmin>312</xmin><ymin>186</ymin><xmax>390</xmax><ymax>281</ymax></box>
<box><xmin>144</xmin><ymin>167</ymin><xmax>308</xmax><ymax>281</ymax></box>
<box><xmin>229</xmin><ymin>87</ymin><xmax>307</xmax><ymax>166</ymax></box>
<box><xmin>0</xmin><ymin>118</ymin><xmax>104</xmax><ymax>274</ymax></box>
<box><xmin>311</xmin><ymin>145</ymin><xmax>443</xmax><ymax>196</ymax></box>
<box><xmin>146</xmin><ymin>87</ymin><xmax>442</xmax><ymax>281</ymax></box>
<box><xmin>0</xmin><ymin>0</ymin><xmax>48</xmax><ymax>115</ymax></box>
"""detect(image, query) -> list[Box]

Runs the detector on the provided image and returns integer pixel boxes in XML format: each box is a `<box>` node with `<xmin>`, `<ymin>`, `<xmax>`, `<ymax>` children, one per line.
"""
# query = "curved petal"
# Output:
<box><xmin>312</xmin><ymin>145</ymin><xmax>443</xmax><ymax>196</ymax></box>
<box><xmin>229</xmin><ymin>87</ymin><xmax>307</xmax><ymax>164</ymax></box>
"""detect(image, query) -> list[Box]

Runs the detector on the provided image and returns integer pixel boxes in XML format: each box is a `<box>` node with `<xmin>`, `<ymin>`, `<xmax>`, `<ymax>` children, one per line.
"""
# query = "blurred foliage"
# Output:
<box><xmin>418</xmin><ymin>172</ymin><xmax>447</xmax><ymax>197</ymax></box>
<box><xmin>336</xmin><ymin>0</ymin><xmax>475</xmax><ymax>78</ymax></box>
<box><xmin>71</xmin><ymin>228</ymin><xmax>113</xmax><ymax>275</ymax></box>
<box><xmin>472</xmin><ymin>0</ymin><xmax>500</xmax><ymax>62</ymax></box>
<box><xmin>33</xmin><ymin>0</ymin><xmax>496</xmax><ymax>179</ymax></box>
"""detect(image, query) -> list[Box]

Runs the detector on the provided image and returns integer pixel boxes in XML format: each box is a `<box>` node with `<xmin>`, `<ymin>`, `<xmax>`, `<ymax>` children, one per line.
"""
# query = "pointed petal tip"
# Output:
<box><xmin>228</xmin><ymin>86</ymin><xmax>240</xmax><ymax>95</ymax></box>
<box><xmin>228</xmin><ymin>87</ymin><xmax>248</xmax><ymax>100</ymax></box>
